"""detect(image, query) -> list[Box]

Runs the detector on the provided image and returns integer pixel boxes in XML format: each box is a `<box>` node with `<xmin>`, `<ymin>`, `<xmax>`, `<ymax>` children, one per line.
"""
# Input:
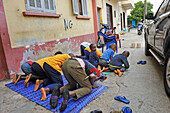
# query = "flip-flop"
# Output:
<box><xmin>90</xmin><ymin>110</ymin><xmax>103</xmax><ymax>113</ymax></box>
<box><xmin>122</xmin><ymin>106</ymin><xmax>132</xmax><ymax>113</ymax></box>
<box><xmin>137</xmin><ymin>61</ymin><xmax>143</xmax><ymax>64</ymax></box>
<box><xmin>50</xmin><ymin>86</ymin><xmax>60</xmax><ymax>108</ymax></box>
<box><xmin>141</xmin><ymin>61</ymin><xmax>147</xmax><ymax>64</ymax></box>
<box><xmin>114</xmin><ymin>96</ymin><xmax>130</xmax><ymax>104</ymax></box>
<box><xmin>60</xmin><ymin>89</ymin><xmax>69</xmax><ymax>112</ymax></box>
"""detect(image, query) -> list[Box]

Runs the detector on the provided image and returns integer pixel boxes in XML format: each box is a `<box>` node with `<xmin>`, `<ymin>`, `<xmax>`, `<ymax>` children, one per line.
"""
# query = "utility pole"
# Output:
<box><xmin>144</xmin><ymin>0</ymin><xmax>147</xmax><ymax>23</ymax></box>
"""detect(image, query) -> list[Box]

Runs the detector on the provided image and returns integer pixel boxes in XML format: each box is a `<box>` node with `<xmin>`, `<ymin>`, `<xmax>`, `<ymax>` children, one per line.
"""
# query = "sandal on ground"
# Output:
<box><xmin>137</xmin><ymin>61</ymin><xmax>143</xmax><ymax>64</ymax></box>
<box><xmin>114</xmin><ymin>96</ymin><xmax>130</xmax><ymax>104</ymax></box>
<box><xmin>50</xmin><ymin>86</ymin><xmax>60</xmax><ymax>108</ymax></box>
<box><xmin>122</xmin><ymin>106</ymin><xmax>132</xmax><ymax>113</ymax></box>
<box><xmin>141</xmin><ymin>61</ymin><xmax>146</xmax><ymax>64</ymax></box>
<box><xmin>60</xmin><ymin>89</ymin><xmax>69</xmax><ymax>112</ymax></box>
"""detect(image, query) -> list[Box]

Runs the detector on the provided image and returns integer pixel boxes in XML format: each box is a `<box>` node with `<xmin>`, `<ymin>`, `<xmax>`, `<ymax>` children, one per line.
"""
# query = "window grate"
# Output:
<box><xmin>36</xmin><ymin>0</ymin><xmax>41</xmax><ymax>8</ymax></box>
<box><xmin>29</xmin><ymin>0</ymin><xmax>35</xmax><ymax>7</ymax></box>
<box><xmin>26</xmin><ymin>0</ymin><xmax>56</xmax><ymax>13</ymax></box>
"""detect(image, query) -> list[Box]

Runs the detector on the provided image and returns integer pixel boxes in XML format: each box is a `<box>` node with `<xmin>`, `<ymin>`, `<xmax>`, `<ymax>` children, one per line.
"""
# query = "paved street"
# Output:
<box><xmin>0</xmin><ymin>29</ymin><xmax>170</xmax><ymax>113</ymax></box>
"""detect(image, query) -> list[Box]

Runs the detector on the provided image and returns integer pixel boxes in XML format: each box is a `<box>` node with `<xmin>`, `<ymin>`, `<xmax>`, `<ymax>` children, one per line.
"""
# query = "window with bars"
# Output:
<box><xmin>72</xmin><ymin>0</ymin><xmax>88</xmax><ymax>16</ymax></box>
<box><xmin>26</xmin><ymin>0</ymin><xmax>56</xmax><ymax>13</ymax></box>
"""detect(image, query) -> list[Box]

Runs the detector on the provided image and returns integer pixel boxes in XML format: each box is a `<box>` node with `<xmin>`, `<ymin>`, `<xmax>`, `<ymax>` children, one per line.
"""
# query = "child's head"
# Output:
<box><xmin>110</xmin><ymin>44</ymin><xmax>117</xmax><ymax>52</ymax></box>
<box><xmin>54</xmin><ymin>51</ymin><xmax>63</xmax><ymax>55</ymax></box>
<box><xmin>68</xmin><ymin>53</ymin><xmax>75</xmax><ymax>58</ymax></box>
<box><xmin>90</xmin><ymin>44</ymin><xmax>96</xmax><ymax>51</ymax></box>
<box><xmin>122</xmin><ymin>51</ymin><xmax>130</xmax><ymax>57</ymax></box>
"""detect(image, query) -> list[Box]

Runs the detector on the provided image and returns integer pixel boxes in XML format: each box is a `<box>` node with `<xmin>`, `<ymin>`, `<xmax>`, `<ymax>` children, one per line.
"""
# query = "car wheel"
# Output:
<box><xmin>138</xmin><ymin>31</ymin><xmax>142</xmax><ymax>35</ymax></box>
<box><xmin>164</xmin><ymin>51</ymin><xmax>170</xmax><ymax>97</ymax></box>
<box><xmin>145</xmin><ymin>39</ymin><xmax>151</xmax><ymax>56</ymax></box>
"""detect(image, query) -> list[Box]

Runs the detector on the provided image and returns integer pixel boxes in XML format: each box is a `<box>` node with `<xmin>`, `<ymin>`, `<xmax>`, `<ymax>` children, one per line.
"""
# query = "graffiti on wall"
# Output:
<box><xmin>64</xmin><ymin>19</ymin><xmax>73</xmax><ymax>31</ymax></box>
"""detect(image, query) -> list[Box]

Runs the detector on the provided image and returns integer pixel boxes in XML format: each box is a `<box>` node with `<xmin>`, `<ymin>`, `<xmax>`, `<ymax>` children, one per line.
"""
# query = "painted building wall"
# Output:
<box><xmin>0</xmin><ymin>0</ymin><xmax>98</xmax><ymax>78</ymax></box>
<box><xmin>3</xmin><ymin>0</ymin><xmax>95</xmax><ymax>48</ymax></box>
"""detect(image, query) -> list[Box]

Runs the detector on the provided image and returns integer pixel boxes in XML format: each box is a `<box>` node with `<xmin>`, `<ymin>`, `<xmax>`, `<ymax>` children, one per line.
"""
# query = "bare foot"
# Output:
<box><xmin>34</xmin><ymin>79</ymin><xmax>41</xmax><ymax>91</ymax></box>
<box><xmin>25</xmin><ymin>82</ymin><xmax>29</xmax><ymax>87</ymax></box>
<box><xmin>114</xmin><ymin>70</ymin><xmax>118</xmax><ymax>74</ymax></box>
<box><xmin>24</xmin><ymin>75</ymin><xmax>29</xmax><ymax>86</ymax></box>
<box><xmin>41</xmin><ymin>88</ymin><xmax>47</xmax><ymax>101</ymax></box>
<box><xmin>92</xmin><ymin>85</ymin><xmax>99</xmax><ymax>88</ymax></box>
<box><xmin>13</xmin><ymin>74</ymin><xmax>17</xmax><ymax>84</ymax></box>
<box><xmin>117</xmin><ymin>69</ymin><xmax>123</xmax><ymax>77</ymax></box>
<box><xmin>14</xmin><ymin>75</ymin><xmax>21</xmax><ymax>85</ymax></box>
<box><xmin>24</xmin><ymin>74</ymin><xmax>32</xmax><ymax>84</ymax></box>
<box><xmin>100</xmin><ymin>70</ymin><xmax>103</xmax><ymax>73</ymax></box>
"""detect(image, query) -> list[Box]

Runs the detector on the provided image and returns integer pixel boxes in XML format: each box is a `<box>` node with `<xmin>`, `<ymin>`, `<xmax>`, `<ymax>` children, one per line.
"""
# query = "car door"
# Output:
<box><xmin>155</xmin><ymin>0</ymin><xmax>170</xmax><ymax>54</ymax></box>
<box><xmin>147</xmin><ymin>0</ymin><xmax>168</xmax><ymax>47</ymax></box>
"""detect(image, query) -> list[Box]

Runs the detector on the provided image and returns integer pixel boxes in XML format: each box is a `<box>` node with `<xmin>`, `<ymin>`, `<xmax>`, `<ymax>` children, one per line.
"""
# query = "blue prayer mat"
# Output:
<box><xmin>5</xmin><ymin>76</ymin><xmax>109</xmax><ymax>113</ymax></box>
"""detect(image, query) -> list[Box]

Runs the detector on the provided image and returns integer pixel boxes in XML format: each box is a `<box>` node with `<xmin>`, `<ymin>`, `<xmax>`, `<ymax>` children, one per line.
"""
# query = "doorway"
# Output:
<box><xmin>120</xmin><ymin>13</ymin><xmax>123</xmax><ymax>30</ymax></box>
<box><xmin>123</xmin><ymin>12</ymin><xmax>126</xmax><ymax>28</ymax></box>
<box><xmin>97</xmin><ymin>8</ymin><xmax>101</xmax><ymax>30</ymax></box>
<box><xmin>106</xmin><ymin>3</ymin><xmax>113</xmax><ymax>28</ymax></box>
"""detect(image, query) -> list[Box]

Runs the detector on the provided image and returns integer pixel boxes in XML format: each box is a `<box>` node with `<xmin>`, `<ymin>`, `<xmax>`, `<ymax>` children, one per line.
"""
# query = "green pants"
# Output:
<box><xmin>61</xmin><ymin>59</ymin><xmax>92</xmax><ymax>100</ymax></box>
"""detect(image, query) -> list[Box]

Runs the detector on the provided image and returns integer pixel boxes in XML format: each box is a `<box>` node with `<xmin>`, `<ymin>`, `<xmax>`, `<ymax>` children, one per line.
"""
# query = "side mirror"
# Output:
<box><xmin>145</xmin><ymin>13</ymin><xmax>155</xmax><ymax>20</ymax></box>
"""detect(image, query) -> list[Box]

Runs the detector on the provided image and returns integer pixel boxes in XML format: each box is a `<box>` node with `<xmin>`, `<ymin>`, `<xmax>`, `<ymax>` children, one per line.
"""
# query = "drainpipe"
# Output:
<box><xmin>92</xmin><ymin>0</ymin><xmax>99</xmax><ymax>42</ymax></box>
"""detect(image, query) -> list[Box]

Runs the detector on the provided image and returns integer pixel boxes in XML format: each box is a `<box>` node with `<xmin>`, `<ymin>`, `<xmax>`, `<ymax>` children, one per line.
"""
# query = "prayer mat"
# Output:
<box><xmin>5</xmin><ymin>76</ymin><xmax>109</xmax><ymax>113</ymax></box>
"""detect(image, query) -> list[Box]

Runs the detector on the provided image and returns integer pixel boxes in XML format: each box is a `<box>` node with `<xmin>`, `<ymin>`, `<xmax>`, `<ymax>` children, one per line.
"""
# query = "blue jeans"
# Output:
<box><xmin>21</xmin><ymin>62</ymin><xmax>43</xmax><ymax>82</ymax></box>
<box><xmin>43</xmin><ymin>62</ymin><xmax>63</xmax><ymax>93</ymax></box>
<box><xmin>21</xmin><ymin>62</ymin><xmax>35</xmax><ymax>75</ymax></box>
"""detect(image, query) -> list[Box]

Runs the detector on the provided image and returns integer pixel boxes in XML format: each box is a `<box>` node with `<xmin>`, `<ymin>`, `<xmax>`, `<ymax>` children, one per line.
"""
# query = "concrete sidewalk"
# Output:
<box><xmin>0</xmin><ymin>29</ymin><xmax>170</xmax><ymax>113</ymax></box>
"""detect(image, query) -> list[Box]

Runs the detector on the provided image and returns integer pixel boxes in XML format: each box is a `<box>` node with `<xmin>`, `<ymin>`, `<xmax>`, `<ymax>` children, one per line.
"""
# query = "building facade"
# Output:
<box><xmin>0</xmin><ymin>0</ymin><xmax>134</xmax><ymax>80</ymax></box>
<box><xmin>97</xmin><ymin>0</ymin><xmax>134</xmax><ymax>32</ymax></box>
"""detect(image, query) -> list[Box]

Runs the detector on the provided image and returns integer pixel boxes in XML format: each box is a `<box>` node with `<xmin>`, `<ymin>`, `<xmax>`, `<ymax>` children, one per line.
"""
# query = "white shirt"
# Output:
<box><xmin>80</xmin><ymin>42</ymin><xmax>91</xmax><ymax>48</ymax></box>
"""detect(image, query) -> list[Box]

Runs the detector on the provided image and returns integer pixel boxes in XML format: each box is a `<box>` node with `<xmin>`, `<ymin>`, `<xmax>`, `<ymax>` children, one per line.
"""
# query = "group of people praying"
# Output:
<box><xmin>12</xmin><ymin>42</ymin><xmax>130</xmax><ymax>112</ymax></box>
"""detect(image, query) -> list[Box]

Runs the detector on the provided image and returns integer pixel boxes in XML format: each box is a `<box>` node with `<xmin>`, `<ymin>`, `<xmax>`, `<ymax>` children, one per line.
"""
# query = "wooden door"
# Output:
<box><xmin>106</xmin><ymin>4</ymin><xmax>113</xmax><ymax>28</ymax></box>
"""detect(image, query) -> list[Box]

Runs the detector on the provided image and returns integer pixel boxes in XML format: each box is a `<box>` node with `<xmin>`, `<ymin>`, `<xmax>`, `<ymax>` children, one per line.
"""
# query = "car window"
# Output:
<box><xmin>165</xmin><ymin>1</ymin><xmax>170</xmax><ymax>12</ymax></box>
<box><xmin>156</xmin><ymin>0</ymin><xmax>169</xmax><ymax>17</ymax></box>
<box><xmin>157</xmin><ymin>17</ymin><xmax>169</xmax><ymax>31</ymax></box>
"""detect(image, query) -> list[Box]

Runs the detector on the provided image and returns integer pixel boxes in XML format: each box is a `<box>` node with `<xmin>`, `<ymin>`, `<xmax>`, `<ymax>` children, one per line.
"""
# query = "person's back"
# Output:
<box><xmin>100</xmin><ymin>48</ymin><xmax>114</xmax><ymax>61</ymax></box>
<box><xmin>35</xmin><ymin>57</ymin><xmax>49</xmax><ymax>69</ymax></box>
<box><xmin>110</xmin><ymin>54</ymin><xmax>127</xmax><ymax>67</ymax></box>
<box><xmin>45</xmin><ymin>54</ymin><xmax>71</xmax><ymax>73</ymax></box>
<box><xmin>109</xmin><ymin>51</ymin><xmax>130</xmax><ymax>72</ymax></box>
<box><xmin>88</xmin><ymin>44</ymin><xmax>99</xmax><ymax>66</ymax></box>
<box><xmin>100</xmin><ymin>44</ymin><xmax>117</xmax><ymax>61</ymax></box>
<box><xmin>84</xmin><ymin>47</ymin><xmax>102</xmax><ymax>60</ymax></box>
<box><xmin>89</xmin><ymin>51</ymin><xmax>99</xmax><ymax>66</ymax></box>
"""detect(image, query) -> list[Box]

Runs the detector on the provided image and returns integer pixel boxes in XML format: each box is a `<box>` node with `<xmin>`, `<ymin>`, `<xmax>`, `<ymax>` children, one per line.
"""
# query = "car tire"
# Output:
<box><xmin>145</xmin><ymin>38</ymin><xmax>151</xmax><ymax>56</ymax></box>
<box><xmin>164</xmin><ymin>50</ymin><xmax>170</xmax><ymax>97</ymax></box>
<box><xmin>138</xmin><ymin>31</ymin><xmax>142</xmax><ymax>35</ymax></box>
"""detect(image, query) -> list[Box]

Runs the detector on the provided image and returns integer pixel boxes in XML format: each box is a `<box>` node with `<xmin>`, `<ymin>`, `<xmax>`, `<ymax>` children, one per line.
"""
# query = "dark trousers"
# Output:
<box><xmin>80</xmin><ymin>45</ymin><xmax>86</xmax><ymax>56</ymax></box>
<box><xmin>43</xmin><ymin>62</ymin><xmax>63</xmax><ymax>93</ymax></box>
<box><xmin>109</xmin><ymin>66</ymin><xmax>126</xmax><ymax>72</ymax></box>
<box><xmin>21</xmin><ymin>62</ymin><xmax>43</xmax><ymax>82</ymax></box>
<box><xmin>31</xmin><ymin>62</ymin><xmax>46</xmax><ymax>77</ymax></box>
